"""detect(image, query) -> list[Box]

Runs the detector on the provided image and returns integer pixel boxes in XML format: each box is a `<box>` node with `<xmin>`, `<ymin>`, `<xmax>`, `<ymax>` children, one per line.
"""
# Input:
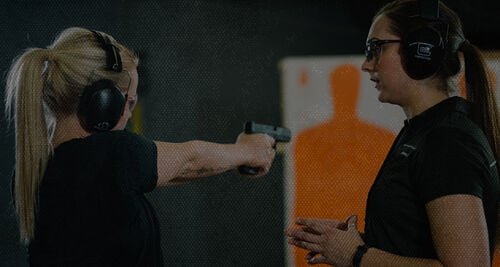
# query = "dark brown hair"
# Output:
<box><xmin>377</xmin><ymin>0</ymin><xmax>500</xmax><ymax>169</ymax></box>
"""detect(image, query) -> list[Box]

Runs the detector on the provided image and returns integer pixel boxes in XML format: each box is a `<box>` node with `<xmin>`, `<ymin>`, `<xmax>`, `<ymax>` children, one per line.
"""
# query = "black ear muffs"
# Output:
<box><xmin>401</xmin><ymin>25</ymin><xmax>445</xmax><ymax>80</ymax></box>
<box><xmin>78</xmin><ymin>79</ymin><xmax>125</xmax><ymax>132</ymax></box>
<box><xmin>400</xmin><ymin>0</ymin><xmax>447</xmax><ymax>80</ymax></box>
<box><xmin>78</xmin><ymin>30</ymin><xmax>124</xmax><ymax>132</ymax></box>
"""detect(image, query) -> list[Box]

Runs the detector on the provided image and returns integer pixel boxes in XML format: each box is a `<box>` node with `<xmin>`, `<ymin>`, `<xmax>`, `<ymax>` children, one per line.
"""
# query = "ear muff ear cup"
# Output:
<box><xmin>78</xmin><ymin>79</ymin><xmax>125</xmax><ymax>132</ymax></box>
<box><xmin>400</xmin><ymin>26</ymin><xmax>445</xmax><ymax>80</ymax></box>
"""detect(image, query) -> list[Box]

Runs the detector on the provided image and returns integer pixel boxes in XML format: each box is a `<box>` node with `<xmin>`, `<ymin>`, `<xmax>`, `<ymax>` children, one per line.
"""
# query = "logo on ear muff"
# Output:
<box><xmin>413</xmin><ymin>42</ymin><xmax>434</xmax><ymax>59</ymax></box>
<box><xmin>401</xmin><ymin>25</ymin><xmax>445</xmax><ymax>80</ymax></box>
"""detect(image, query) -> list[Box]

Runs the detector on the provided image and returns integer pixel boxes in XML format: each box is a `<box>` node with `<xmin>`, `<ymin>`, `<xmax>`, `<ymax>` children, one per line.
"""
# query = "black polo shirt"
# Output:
<box><xmin>27</xmin><ymin>130</ymin><xmax>162</xmax><ymax>266</ymax></box>
<box><xmin>364</xmin><ymin>96</ymin><xmax>499</xmax><ymax>260</ymax></box>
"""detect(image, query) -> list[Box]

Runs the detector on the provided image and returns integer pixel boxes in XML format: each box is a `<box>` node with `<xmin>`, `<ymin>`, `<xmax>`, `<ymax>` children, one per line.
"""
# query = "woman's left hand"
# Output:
<box><xmin>285</xmin><ymin>215</ymin><xmax>365</xmax><ymax>266</ymax></box>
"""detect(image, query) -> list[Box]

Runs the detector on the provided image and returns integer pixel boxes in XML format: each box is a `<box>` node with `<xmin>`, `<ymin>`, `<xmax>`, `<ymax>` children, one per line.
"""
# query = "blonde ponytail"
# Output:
<box><xmin>6</xmin><ymin>48</ymin><xmax>52</xmax><ymax>243</ymax></box>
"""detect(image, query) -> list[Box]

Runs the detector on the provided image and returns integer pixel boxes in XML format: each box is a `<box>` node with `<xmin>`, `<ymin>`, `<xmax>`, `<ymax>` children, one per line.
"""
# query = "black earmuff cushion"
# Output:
<box><xmin>78</xmin><ymin>79</ymin><xmax>125</xmax><ymax>132</ymax></box>
<box><xmin>401</xmin><ymin>25</ymin><xmax>445</xmax><ymax>80</ymax></box>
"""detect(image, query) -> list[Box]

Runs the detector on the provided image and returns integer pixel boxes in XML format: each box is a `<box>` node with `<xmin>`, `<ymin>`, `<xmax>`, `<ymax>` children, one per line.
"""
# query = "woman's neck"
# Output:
<box><xmin>52</xmin><ymin>115</ymin><xmax>90</xmax><ymax>148</ymax></box>
<box><xmin>402</xmin><ymin>85</ymin><xmax>450</xmax><ymax>119</ymax></box>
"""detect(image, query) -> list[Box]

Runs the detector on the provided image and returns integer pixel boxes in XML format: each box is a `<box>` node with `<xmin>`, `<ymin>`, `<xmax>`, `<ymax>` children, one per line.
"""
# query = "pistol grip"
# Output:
<box><xmin>238</xmin><ymin>166</ymin><xmax>261</xmax><ymax>175</ymax></box>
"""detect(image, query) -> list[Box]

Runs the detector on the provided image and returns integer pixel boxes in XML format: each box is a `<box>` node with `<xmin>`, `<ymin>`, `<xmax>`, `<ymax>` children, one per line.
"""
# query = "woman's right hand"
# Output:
<box><xmin>236</xmin><ymin>133</ymin><xmax>276</xmax><ymax>177</ymax></box>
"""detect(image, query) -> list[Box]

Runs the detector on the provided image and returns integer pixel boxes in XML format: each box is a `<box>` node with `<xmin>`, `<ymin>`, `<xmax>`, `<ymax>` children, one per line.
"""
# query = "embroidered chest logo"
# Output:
<box><xmin>399</xmin><ymin>144</ymin><xmax>417</xmax><ymax>158</ymax></box>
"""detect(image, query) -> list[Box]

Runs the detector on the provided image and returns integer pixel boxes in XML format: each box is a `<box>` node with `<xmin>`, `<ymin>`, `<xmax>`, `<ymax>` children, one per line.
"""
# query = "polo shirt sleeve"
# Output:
<box><xmin>413</xmin><ymin>127</ymin><xmax>486</xmax><ymax>203</ymax></box>
<box><xmin>110</xmin><ymin>130</ymin><xmax>158</xmax><ymax>193</ymax></box>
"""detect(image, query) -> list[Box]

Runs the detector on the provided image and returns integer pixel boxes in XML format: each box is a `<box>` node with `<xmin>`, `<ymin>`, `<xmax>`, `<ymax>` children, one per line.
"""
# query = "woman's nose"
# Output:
<box><xmin>361</xmin><ymin>58</ymin><xmax>374</xmax><ymax>73</ymax></box>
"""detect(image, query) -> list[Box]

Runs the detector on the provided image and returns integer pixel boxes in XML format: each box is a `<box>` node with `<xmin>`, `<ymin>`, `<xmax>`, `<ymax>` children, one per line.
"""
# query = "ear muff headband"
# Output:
<box><xmin>91</xmin><ymin>30</ymin><xmax>122</xmax><ymax>72</ymax></box>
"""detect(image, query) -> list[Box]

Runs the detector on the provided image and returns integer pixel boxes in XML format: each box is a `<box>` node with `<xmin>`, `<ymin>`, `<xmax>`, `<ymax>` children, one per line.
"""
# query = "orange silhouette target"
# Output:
<box><xmin>292</xmin><ymin>64</ymin><xmax>395</xmax><ymax>266</ymax></box>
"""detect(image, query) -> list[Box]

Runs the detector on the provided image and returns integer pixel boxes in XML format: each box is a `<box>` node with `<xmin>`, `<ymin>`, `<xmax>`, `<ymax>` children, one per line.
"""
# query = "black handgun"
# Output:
<box><xmin>238</xmin><ymin>121</ymin><xmax>291</xmax><ymax>175</ymax></box>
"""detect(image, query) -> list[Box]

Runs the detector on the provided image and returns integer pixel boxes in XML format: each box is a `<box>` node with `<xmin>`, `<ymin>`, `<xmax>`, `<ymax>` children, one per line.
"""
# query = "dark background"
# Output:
<box><xmin>1</xmin><ymin>1</ymin><xmax>498</xmax><ymax>266</ymax></box>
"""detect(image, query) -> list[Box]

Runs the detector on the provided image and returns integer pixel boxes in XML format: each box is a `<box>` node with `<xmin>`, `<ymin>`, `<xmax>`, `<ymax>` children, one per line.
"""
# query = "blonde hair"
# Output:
<box><xmin>4</xmin><ymin>27</ymin><xmax>139</xmax><ymax>244</ymax></box>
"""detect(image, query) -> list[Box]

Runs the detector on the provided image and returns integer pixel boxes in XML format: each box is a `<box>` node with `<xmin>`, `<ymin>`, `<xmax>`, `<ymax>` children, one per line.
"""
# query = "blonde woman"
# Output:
<box><xmin>5</xmin><ymin>27</ymin><xmax>276</xmax><ymax>266</ymax></box>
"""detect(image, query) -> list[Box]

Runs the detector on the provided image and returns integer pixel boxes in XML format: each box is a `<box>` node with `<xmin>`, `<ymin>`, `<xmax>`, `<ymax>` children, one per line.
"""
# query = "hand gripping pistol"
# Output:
<box><xmin>238</xmin><ymin>121</ymin><xmax>291</xmax><ymax>175</ymax></box>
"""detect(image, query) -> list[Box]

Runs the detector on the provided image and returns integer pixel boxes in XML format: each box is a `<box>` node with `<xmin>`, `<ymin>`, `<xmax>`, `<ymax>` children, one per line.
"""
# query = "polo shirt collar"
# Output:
<box><xmin>403</xmin><ymin>96</ymin><xmax>470</xmax><ymax>129</ymax></box>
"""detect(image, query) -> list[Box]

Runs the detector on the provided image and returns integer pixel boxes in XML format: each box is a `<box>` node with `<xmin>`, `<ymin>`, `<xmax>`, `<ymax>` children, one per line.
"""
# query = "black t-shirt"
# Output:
<box><xmin>28</xmin><ymin>130</ymin><xmax>162</xmax><ymax>266</ymax></box>
<box><xmin>364</xmin><ymin>97</ymin><xmax>500</xmax><ymax>261</ymax></box>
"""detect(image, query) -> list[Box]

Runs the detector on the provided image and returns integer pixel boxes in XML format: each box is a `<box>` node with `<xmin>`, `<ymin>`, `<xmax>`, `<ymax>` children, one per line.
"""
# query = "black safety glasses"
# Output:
<box><xmin>364</xmin><ymin>39</ymin><xmax>401</xmax><ymax>61</ymax></box>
